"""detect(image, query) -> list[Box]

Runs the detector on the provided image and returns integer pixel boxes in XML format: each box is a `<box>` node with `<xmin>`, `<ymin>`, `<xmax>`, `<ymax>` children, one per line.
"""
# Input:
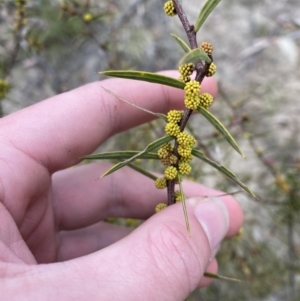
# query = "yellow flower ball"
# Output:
<box><xmin>184</xmin><ymin>95</ymin><xmax>200</xmax><ymax>110</ymax></box>
<box><xmin>178</xmin><ymin>63</ymin><xmax>194</xmax><ymax>76</ymax></box>
<box><xmin>167</xmin><ymin>110</ymin><xmax>184</xmax><ymax>124</ymax></box>
<box><xmin>199</xmin><ymin>41</ymin><xmax>213</xmax><ymax>55</ymax></box>
<box><xmin>178</xmin><ymin>145</ymin><xmax>192</xmax><ymax>158</ymax></box>
<box><xmin>164</xmin><ymin>166</ymin><xmax>178</xmax><ymax>180</ymax></box>
<box><xmin>178</xmin><ymin>162</ymin><xmax>192</xmax><ymax>175</ymax></box>
<box><xmin>165</xmin><ymin>122</ymin><xmax>181</xmax><ymax>137</ymax></box>
<box><xmin>155</xmin><ymin>178</ymin><xmax>167</xmax><ymax>189</ymax></box>
<box><xmin>184</xmin><ymin>80</ymin><xmax>201</xmax><ymax>97</ymax></box>
<box><xmin>155</xmin><ymin>203</ymin><xmax>167</xmax><ymax>212</ymax></box>
<box><xmin>199</xmin><ymin>93</ymin><xmax>213</xmax><ymax>109</ymax></box>
<box><xmin>207</xmin><ymin>62</ymin><xmax>217</xmax><ymax>77</ymax></box>
<box><xmin>177</xmin><ymin>132</ymin><xmax>196</xmax><ymax>148</ymax></box>
<box><xmin>83</xmin><ymin>12</ymin><xmax>93</xmax><ymax>23</ymax></box>
<box><xmin>163</xmin><ymin>1</ymin><xmax>176</xmax><ymax>16</ymax></box>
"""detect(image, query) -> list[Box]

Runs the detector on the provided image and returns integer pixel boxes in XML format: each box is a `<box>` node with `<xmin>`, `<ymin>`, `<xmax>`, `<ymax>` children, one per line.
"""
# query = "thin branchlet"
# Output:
<box><xmin>172</xmin><ymin>0</ymin><xmax>197</xmax><ymax>49</ymax></box>
<box><xmin>167</xmin><ymin>0</ymin><xmax>214</xmax><ymax>204</ymax></box>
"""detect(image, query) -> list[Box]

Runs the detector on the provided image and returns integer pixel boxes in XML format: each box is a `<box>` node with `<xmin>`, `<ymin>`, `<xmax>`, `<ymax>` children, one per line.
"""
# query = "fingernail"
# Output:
<box><xmin>188</xmin><ymin>197</ymin><xmax>229</xmax><ymax>253</ymax></box>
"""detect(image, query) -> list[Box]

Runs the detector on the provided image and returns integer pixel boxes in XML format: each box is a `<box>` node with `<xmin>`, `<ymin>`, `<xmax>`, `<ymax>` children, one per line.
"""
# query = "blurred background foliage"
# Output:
<box><xmin>0</xmin><ymin>0</ymin><xmax>300</xmax><ymax>300</ymax></box>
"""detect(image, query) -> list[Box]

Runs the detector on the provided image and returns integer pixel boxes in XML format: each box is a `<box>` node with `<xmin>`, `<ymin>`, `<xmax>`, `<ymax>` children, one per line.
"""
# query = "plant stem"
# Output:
<box><xmin>167</xmin><ymin>180</ymin><xmax>175</xmax><ymax>205</ymax></box>
<box><xmin>172</xmin><ymin>0</ymin><xmax>197</xmax><ymax>49</ymax></box>
<box><xmin>167</xmin><ymin>1</ymin><xmax>213</xmax><ymax>204</ymax></box>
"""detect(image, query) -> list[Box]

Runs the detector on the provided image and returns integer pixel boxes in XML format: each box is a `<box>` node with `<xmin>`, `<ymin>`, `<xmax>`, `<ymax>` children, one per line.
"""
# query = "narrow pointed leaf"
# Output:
<box><xmin>83</xmin><ymin>151</ymin><xmax>159</xmax><ymax>160</ymax></box>
<box><xmin>127</xmin><ymin>163</ymin><xmax>157</xmax><ymax>180</ymax></box>
<box><xmin>197</xmin><ymin>106</ymin><xmax>244</xmax><ymax>157</ymax></box>
<box><xmin>192</xmin><ymin>149</ymin><xmax>256</xmax><ymax>198</ymax></box>
<box><xmin>101</xmin><ymin>86</ymin><xmax>167</xmax><ymax>121</ymax></box>
<box><xmin>178</xmin><ymin>48</ymin><xmax>211</xmax><ymax>66</ymax></box>
<box><xmin>178</xmin><ymin>175</ymin><xmax>190</xmax><ymax>235</ymax></box>
<box><xmin>204</xmin><ymin>272</ymin><xmax>241</xmax><ymax>282</ymax></box>
<box><xmin>100</xmin><ymin>71</ymin><xmax>185</xmax><ymax>89</ymax></box>
<box><xmin>101</xmin><ymin>136</ymin><xmax>174</xmax><ymax>178</ymax></box>
<box><xmin>171</xmin><ymin>33</ymin><xmax>191</xmax><ymax>53</ymax></box>
<box><xmin>194</xmin><ymin>0</ymin><xmax>222</xmax><ymax>32</ymax></box>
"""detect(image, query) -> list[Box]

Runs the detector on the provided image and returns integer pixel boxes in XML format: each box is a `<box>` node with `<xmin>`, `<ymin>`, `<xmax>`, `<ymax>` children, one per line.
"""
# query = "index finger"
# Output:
<box><xmin>0</xmin><ymin>71</ymin><xmax>217</xmax><ymax>172</ymax></box>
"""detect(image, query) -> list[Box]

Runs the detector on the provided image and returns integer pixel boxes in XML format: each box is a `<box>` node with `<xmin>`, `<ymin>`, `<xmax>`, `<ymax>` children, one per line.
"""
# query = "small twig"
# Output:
<box><xmin>172</xmin><ymin>0</ymin><xmax>197</xmax><ymax>49</ymax></box>
<box><xmin>167</xmin><ymin>180</ymin><xmax>175</xmax><ymax>206</ymax></box>
<box><xmin>167</xmin><ymin>1</ymin><xmax>213</xmax><ymax>204</ymax></box>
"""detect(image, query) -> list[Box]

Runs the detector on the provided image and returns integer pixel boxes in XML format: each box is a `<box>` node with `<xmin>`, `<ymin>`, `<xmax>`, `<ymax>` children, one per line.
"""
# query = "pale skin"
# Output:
<box><xmin>0</xmin><ymin>71</ymin><xmax>243</xmax><ymax>300</ymax></box>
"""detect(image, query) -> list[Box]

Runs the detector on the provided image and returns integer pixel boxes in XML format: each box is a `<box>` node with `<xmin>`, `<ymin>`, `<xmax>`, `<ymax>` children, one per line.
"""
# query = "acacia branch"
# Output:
<box><xmin>167</xmin><ymin>1</ymin><xmax>213</xmax><ymax>204</ymax></box>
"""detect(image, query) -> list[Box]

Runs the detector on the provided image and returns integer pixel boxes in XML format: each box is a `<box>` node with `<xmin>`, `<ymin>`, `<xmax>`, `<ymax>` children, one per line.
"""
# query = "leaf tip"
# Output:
<box><xmin>100</xmin><ymin>172</ymin><xmax>108</xmax><ymax>179</ymax></box>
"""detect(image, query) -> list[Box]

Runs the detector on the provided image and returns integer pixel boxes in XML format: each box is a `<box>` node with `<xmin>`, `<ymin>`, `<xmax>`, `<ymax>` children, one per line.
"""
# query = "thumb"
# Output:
<box><xmin>17</xmin><ymin>197</ymin><xmax>229</xmax><ymax>301</ymax></box>
<box><xmin>88</xmin><ymin>196</ymin><xmax>229</xmax><ymax>300</ymax></box>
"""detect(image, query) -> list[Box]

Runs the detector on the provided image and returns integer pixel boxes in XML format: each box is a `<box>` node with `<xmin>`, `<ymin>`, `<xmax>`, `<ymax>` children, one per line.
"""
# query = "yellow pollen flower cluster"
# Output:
<box><xmin>178</xmin><ymin>145</ymin><xmax>192</xmax><ymax>158</ymax></box>
<box><xmin>199</xmin><ymin>41</ymin><xmax>213</xmax><ymax>55</ymax></box>
<box><xmin>207</xmin><ymin>62</ymin><xmax>217</xmax><ymax>77</ymax></box>
<box><xmin>178</xmin><ymin>162</ymin><xmax>192</xmax><ymax>175</ymax></box>
<box><xmin>157</xmin><ymin>147</ymin><xmax>169</xmax><ymax>159</ymax></box>
<box><xmin>164</xmin><ymin>166</ymin><xmax>178</xmax><ymax>180</ymax></box>
<box><xmin>184</xmin><ymin>95</ymin><xmax>200</xmax><ymax>110</ymax></box>
<box><xmin>161</xmin><ymin>142</ymin><xmax>172</xmax><ymax>151</ymax></box>
<box><xmin>155</xmin><ymin>178</ymin><xmax>167</xmax><ymax>189</ymax></box>
<box><xmin>165</xmin><ymin>122</ymin><xmax>180</xmax><ymax>137</ymax></box>
<box><xmin>155</xmin><ymin>203</ymin><xmax>167</xmax><ymax>212</ymax></box>
<box><xmin>179</xmin><ymin>153</ymin><xmax>193</xmax><ymax>163</ymax></box>
<box><xmin>199</xmin><ymin>93</ymin><xmax>214</xmax><ymax>109</ymax></box>
<box><xmin>167</xmin><ymin>110</ymin><xmax>184</xmax><ymax>124</ymax></box>
<box><xmin>178</xmin><ymin>61</ymin><xmax>193</xmax><ymax>83</ymax></box>
<box><xmin>161</xmin><ymin>154</ymin><xmax>178</xmax><ymax>165</ymax></box>
<box><xmin>178</xmin><ymin>75</ymin><xmax>191</xmax><ymax>83</ymax></box>
<box><xmin>175</xmin><ymin>190</ymin><xmax>185</xmax><ymax>202</ymax></box>
<box><xmin>160</xmin><ymin>158</ymin><xmax>169</xmax><ymax>165</ymax></box>
<box><xmin>183</xmin><ymin>80</ymin><xmax>201</xmax><ymax>110</ymax></box>
<box><xmin>169</xmin><ymin>154</ymin><xmax>178</xmax><ymax>165</ymax></box>
<box><xmin>184</xmin><ymin>80</ymin><xmax>201</xmax><ymax>96</ymax></box>
<box><xmin>163</xmin><ymin>1</ymin><xmax>176</xmax><ymax>16</ymax></box>
<box><xmin>179</xmin><ymin>63</ymin><xmax>194</xmax><ymax>77</ymax></box>
<box><xmin>177</xmin><ymin>132</ymin><xmax>196</xmax><ymax>148</ymax></box>
<box><xmin>83</xmin><ymin>12</ymin><xmax>93</xmax><ymax>23</ymax></box>
<box><xmin>158</xmin><ymin>141</ymin><xmax>177</xmax><ymax>165</ymax></box>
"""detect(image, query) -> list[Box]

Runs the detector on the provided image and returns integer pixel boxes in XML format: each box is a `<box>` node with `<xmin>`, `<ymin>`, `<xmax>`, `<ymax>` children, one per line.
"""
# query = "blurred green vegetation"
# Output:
<box><xmin>0</xmin><ymin>0</ymin><xmax>299</xmax><ymax>300</ymax></box>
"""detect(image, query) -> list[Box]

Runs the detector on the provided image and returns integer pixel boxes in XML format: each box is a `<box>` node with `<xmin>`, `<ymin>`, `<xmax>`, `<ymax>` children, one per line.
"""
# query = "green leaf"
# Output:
<box><xmin>100</xmin><ymin>70</ymin><xmax>185</xmax><ymax>90</ymax></box>
<box><xmin>194</xmin><ymin>0</ymin><xmax>222</xmax><ymax>32</ymax></box>
<box><xmin>178</xmin><ymin>48</ymin><xmax>211</xmax><ymax>66</ymax></box>
<box><xmin>101</xmin><ymin>86</ymin><xmax>167</xmax><ymax>121</ymax></box>
<box><xmin>83</xmin><ymin>151</ymin><xmax>159</xmax><ymax>160</ymax></box>
<box><xmin>204</xmin><ymin>272</ymin><xmax>241</xmax><ymax>282</ymax></box>
<box><xmin>178</xmin><ymin>175</ymin><xmax>190</xmax><ymax>235</ymax></box>
<box><xmin>192</xmin><ymin>149</ymin><xmax>256</xmax><ymax>198</ymax></box>
<box><xmin>197</xmin><ymin>106</ymin><xmax>244</xmax><ymax>157</ymax></box>
<box><xmin>127</xmin><ymin>163</ymin><xmax>157</xmax><ymax>180</ymax></box>
<box><xmin>101</xmin><ymin>136</ymin><xmax>174</xmax><ymax>178</ymax></box>
<box><xmin>171</xmin><ymin>33</ymin><xmax>191</xmax><ymax>53</ymax></box>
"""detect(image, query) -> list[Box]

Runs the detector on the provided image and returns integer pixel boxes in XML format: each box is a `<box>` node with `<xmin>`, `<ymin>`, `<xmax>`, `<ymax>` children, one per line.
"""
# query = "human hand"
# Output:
<box><xmin>0</xmin><ymin>71</ymin><xmax>243</xmax><ymax>300</ymax></box>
